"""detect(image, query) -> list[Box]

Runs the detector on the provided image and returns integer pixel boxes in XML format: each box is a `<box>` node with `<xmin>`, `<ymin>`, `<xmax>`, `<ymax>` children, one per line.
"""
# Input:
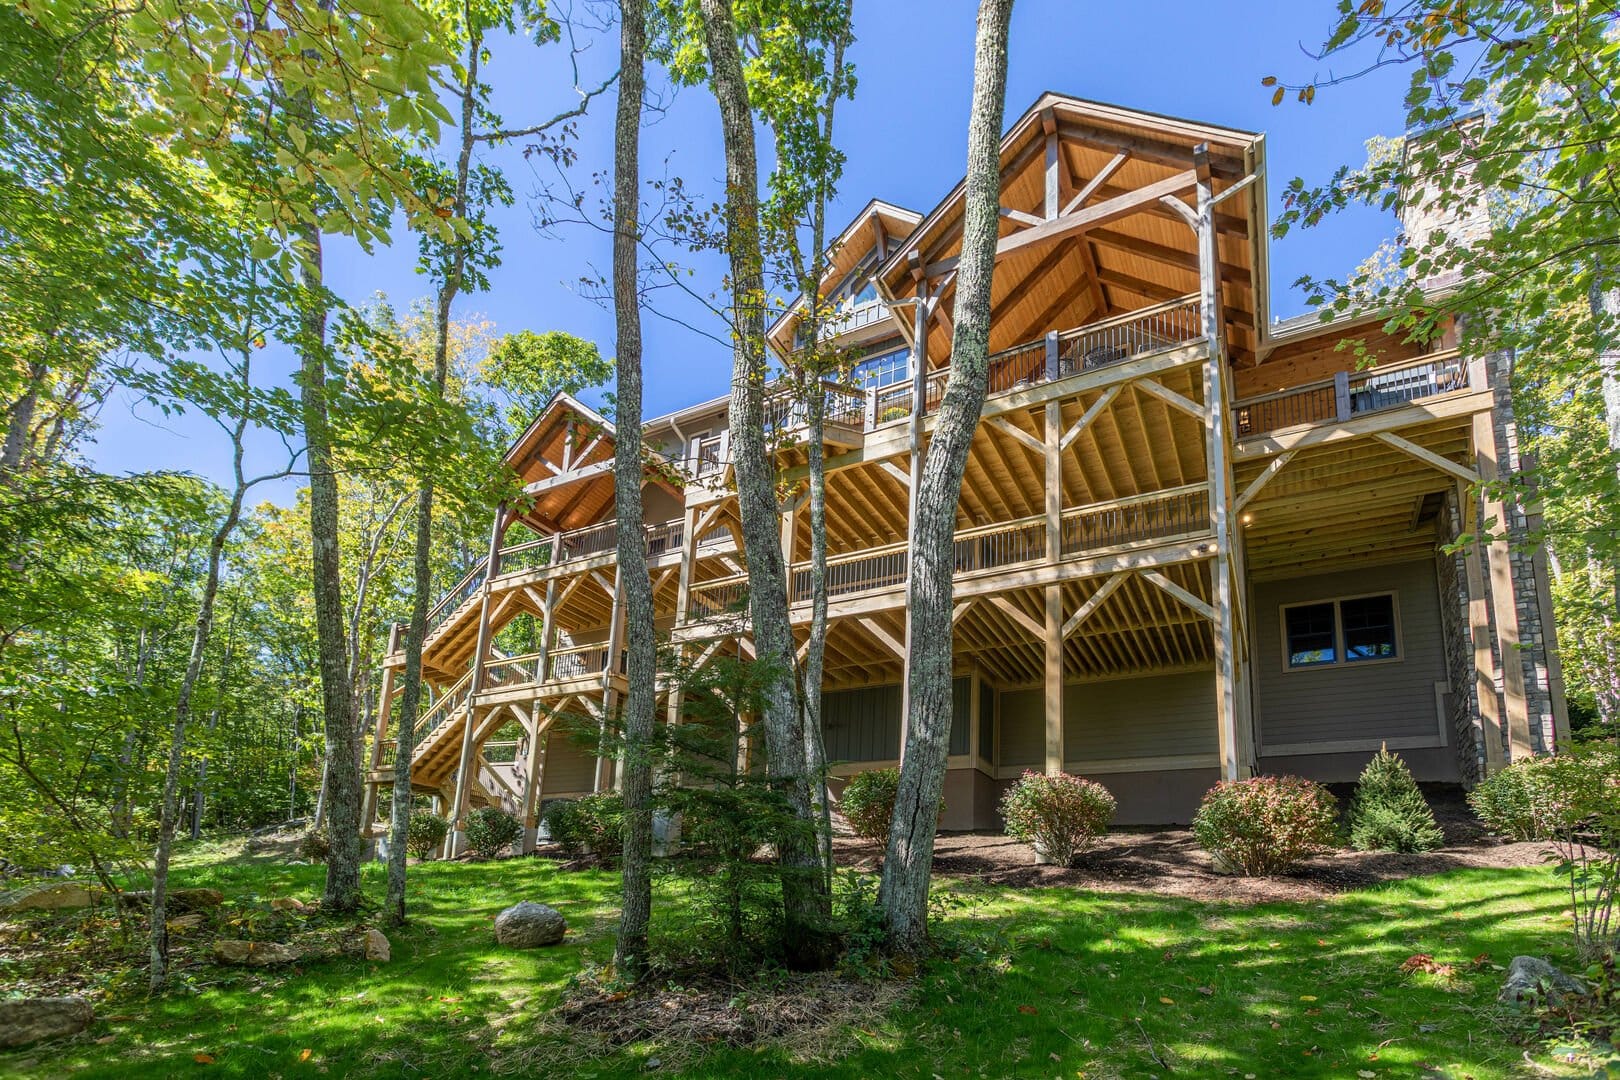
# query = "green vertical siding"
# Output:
<box><xmin>822</xmin><ymin>677</ymin><xmax>971</xmax><ymax>763</ymax></box>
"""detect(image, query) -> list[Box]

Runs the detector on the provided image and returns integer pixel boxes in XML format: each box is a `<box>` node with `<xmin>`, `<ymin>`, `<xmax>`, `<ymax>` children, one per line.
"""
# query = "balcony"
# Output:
<box><xmin>694</xmin><ymin>295</ymin><xmax>1206</xmax><ymax>477</ymax></box>
<box><xmin>687</xmin><ymin>484</ymin><xmax>1212</xmax><ymax>621</ymax></box>
<box><xmin>1233</xmin><ymin>350</ymin><xmax>1470</xmax><ymax>439</ymax></box>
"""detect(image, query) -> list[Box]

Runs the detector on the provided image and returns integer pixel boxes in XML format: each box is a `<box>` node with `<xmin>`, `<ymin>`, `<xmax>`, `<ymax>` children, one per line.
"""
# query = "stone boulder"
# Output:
<box><xmin>1499</xmin><ymin>955</ymin><xmax>1588</xmax><ymax>1007</ymax></box>
<box><xmin>493</xmin><ymin>901</ymin><xmax>566</xmax><ymax>948</ymax></box>
<box><xmin>270</xmin><ymin>897</ymin><xmax>310</xmax><ymax>913</ymax></box>
<box><xmin>0</xmin><ymin>883</ymin><xmax>101</xmax><ymax>913</ymax></box>
<box><xmin>116</xmin><ymin>888</ymin><xmax>225</xmax><ymax>912</ymax></box>
<box><xmin>364</xmin><ymin>929</ymin><xmax>390</xmax><ymax>962</ymax></box>
<box><xmin>0</xmin><ymin>997</ymin><xmax>93</xmax><ymax>1048</ymax></box>
<box><xmin>213</xmin><ymin>939</ymin><xmax>300</xmax><ymax>966</ymax></box>
<box><xmin>167</xmin><ymin>913</ymin><xmax>207</xmax><ymax>933</ymax></box>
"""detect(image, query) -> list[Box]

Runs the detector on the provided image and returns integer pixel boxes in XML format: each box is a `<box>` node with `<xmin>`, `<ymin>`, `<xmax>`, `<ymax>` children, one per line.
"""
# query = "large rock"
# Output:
<box><xmin>1500</xmin><ymin>955</ymin><xmax>1588</xmax><ymax>1007</ymax></box>
<box><xmin>213</xmin><ymin>939</ymin><xmax>300</xmax><ymax>966</ymax></box>
<box><xmin>116</xmin><ymin>888</ymin><xmax>225</xmax><ymax>912</ymax></box>
<box><xmin>493</xmin><ymin>902</ymin><xmax>566</xmax><ymax>948</ymax></box>
<box><xmin>0</xmin><ymin>997</ymin><xmax>93</xmax><ymax>1048</ymax></box>
<box><xmin>0</xmin><ymin>883</ymin><xmax>101</xmax><ymax>913</ymax></box>
<box><xmin>364</xmin><ymin>929</ymin><xmax>390</xmax><ymax>962</ymax></box>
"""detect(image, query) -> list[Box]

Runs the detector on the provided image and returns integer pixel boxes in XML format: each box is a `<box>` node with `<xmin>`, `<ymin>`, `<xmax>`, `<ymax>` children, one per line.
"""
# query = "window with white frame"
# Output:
<box><xmin>1282</xmin><ymin>592</ymin><xmax>1399</xmax><ymax>670</ymax></box>
<box><xmin>848</xmin><ymin>345</ymin><xmax>909</xmax><ymax>390</ymax></box>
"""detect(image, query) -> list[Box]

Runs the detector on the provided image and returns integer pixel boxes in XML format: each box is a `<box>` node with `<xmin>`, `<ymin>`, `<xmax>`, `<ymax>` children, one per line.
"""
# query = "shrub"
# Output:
<box><xmin>296</xmin><ymin>828</ymin><xmax>330</xmax><ymax>864</ymax></box>
<box><xmin>999</xmin><ymin>771</ymin><xmax>1117</xmax><ymax>866</ymax></box>
<box><xmin>1192</xmin><ymin>775</ymin><xmax>1340</xmax><ymax>876</ymax></box>
<box><xmin>1348</xmin><ymin>746</ymin><xmax>1445</xmax><ymax>852</ymax></box>
<box><xmin>406</xmin><ymin>811</ymin><xmax>449</xmax><ymax>859</ymax></box>
<box><xmin>543</xmin><ymin>793</ymin><xmax>624</xmax><ymax>858</ymax></box>
<box><xmin>838</xmin><ymin>768</ymin><xmax>945</xmax><ymax>844</ymax></box>
<box><xmin>465</xmin><ymin>807</ymin><xmax>522</xmax><ymax>859</ymax></box>
<box><xmin>840</xmin><ymin>769</ymin><xmax>900</xmax><ymax>843</ymax></box>
<box><xmin>1467</xmin><ymin>756</ymin><xmax>1565</xmax><ymax>841</ymax></box>
<box><xmin>1538</xmin><ymin>745</ymin><xmax>1620</xmax><ymax>959</ymax></box>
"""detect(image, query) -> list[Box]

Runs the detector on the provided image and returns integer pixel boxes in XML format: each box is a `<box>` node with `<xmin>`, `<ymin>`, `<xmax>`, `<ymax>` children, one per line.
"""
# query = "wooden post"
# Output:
<box><xmin>359</xmin><ymin>646</ymin><xmax>399</xmax><ymax>834</ymax></box>
<box><xmin>1472</xmin><ymin>401</ymin><xmax>1534</xmax><ymax>760</ymax></box>
<box><xmin>448</xmin><ymin>507</ymin><xmax>505</xmax><ymax>854</ymax></box>
<box><xmin>536</xmin><ymin>578</ymin><xmax>557</xmax><ymax>683</ymax></box>
<box><xmin>1333</xmin><ymin>370</ymin><xmax>1351</xmax><ymax>422</ymax></box>
<box><xmin>1194</xmin><ymin>145</ymin><xmax>1240</xmax><ymax>782</ymax></box>
<box><xmin>1044</xmin><ymin>396</ymin><xmax>1064</xmax><ymax>774</ymax></box>
<box><xmin>597</xmin><ymin>564</ymin><xmax>625</xmax><ymax>792</ymax></box>
<box><xmin>518</xmin><ymin>705</ymin><xmax>550</xmax><ymax>853</ymax></box>
<box><xmin>1459</xmin><ymin>477</ymin><xmax>1506</xmax><ymax>773</ymax></box>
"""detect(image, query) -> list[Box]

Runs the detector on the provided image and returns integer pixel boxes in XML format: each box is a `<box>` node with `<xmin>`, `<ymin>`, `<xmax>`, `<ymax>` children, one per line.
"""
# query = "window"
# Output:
<box><xmin>849</xmin><ymin>345</ymin><xmax>909</xmax><ymax>390</ymax></box>
<box><xmin>1282</xmin><ymin>593</ymin><xmax>1398</xmax><ymax>671</ymax></box>
<box><xmin>1284</xmin><ymin>602</ymin><xmax>1337</xmax><ymax>667</ymax></box>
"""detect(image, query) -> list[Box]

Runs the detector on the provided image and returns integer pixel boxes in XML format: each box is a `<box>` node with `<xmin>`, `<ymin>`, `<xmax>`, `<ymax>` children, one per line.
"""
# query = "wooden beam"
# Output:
<box><xmin>926</xmin><ymin>169</ymin><xmax>1198</xmax><ymax>278</ymax></box>
<box><xmin>989</xmin><ymin>594</ymin><xmax>1045</xmax><ymax>640</ymax></box>
<box><xmin>952</xmin><ymin>598</ymin><xmax>979</xmax><ymax>627</ymax></box>
<box><xmin>1374</xmin><ymin>431</ymin><xmax>1481</xmax><ymax>485</ymax></box>
<box><xmin>1140</xmin><ymin>569</ymin><xmax>1215</xmax><ymax>621</ymax></box>
<box><xmin>1000</xmin><ymin>206</ymin><xmax>1044</xmax><ymax>229</ymax></box>
<box><xmin>1053</xmin><ymin>118</ymin><xmax>1244</xmax><ymax>176</ymax></box>
<box><xmin>1061</xmin><ymin>385</ymin><xmax>1122</xmax><ymax>451</ymax></box>
<box><xmin>1133</xmin><ymin>378</ymin><xmax>1207</xmax><ymax>421</ymax></box>
<box><xmin>1096</xmin><ymin>266</ymin><xmax>1184</xmax><ymax>303</ymax></box>
<box><xmin>1233</xmin><ymin>449</ymin><xmax>1296</xmax><ymax>514</ymax></box>
<box><xmin>985</xmin><ymin>414</ymin><xmax>1045</xmax><ymax>457</ymax></box>
<box><xmin>1062</xmin><ymin>571</ymin><xmax>1130</xmax><ymax>637</ymax></box>
<box><xmin>1063</xmin><ymin>152</ymin><xmax>1129</xmax><ymax>215</ymax></box>
<box><xmin>858</xmin><ymin>616</ymin><xmax>907</xmax><ymax>660</ymax></box>
<box><xmin>878</xmin><ymin>460</ymin><xmax>911</xmax><ymax>488</ymax></box>
<box><xmin>522</xmin><ymin>458</ymin><xmax>613</xmax><ymax>495</ymax></box>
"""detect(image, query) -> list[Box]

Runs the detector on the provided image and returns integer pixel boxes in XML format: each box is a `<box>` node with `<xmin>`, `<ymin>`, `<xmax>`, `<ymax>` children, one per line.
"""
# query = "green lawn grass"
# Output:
<box><xmin>0</xmin><ymin>842</ymin><xmax>1588</xmax><ymax>1079</ymax></box>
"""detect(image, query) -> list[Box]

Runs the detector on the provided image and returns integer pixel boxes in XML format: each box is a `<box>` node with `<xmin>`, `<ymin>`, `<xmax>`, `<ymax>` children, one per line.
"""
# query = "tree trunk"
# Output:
<box><xmin>878</xmin><ymin>0</ymin><xmax>1013</xmax><ymax>956</ymax></box>
<box><xmin>385</xmin><ymin>26</ymin><xmax>484</xmax><ymax>927</ymax></box>
<box><xmin>697</xmin><ymin>0</ymin><xmax>832</xmax><ymax>968</ymax></box>
<box><xmin>612</xmin><ymin>0</ymin><xmax>656</xmax><ymax>979</ymax></box>
<box><xmin>151</xmin><ymin>391</ymin><xmax>253</xmax><ymax>991</ymax></box>
<box><xmin>296</xmin><ymin>226</ymin><xmax>363</xmax><ymax>913</ymax></box>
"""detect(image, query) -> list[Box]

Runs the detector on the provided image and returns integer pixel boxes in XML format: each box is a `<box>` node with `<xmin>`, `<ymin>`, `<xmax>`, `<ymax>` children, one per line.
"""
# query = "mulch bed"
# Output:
<box><xmin>831</xmin><ymin>785</ymin><xmax>1551</xmax><ymax>903</ymax></box>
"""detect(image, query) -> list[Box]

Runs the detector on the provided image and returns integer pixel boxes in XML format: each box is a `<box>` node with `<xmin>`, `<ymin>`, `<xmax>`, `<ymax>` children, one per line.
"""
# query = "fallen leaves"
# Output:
<box><xmin>193</xmin><ymin>1052</ymin><xmax>215</xmax><ymax>1064</ymax></box>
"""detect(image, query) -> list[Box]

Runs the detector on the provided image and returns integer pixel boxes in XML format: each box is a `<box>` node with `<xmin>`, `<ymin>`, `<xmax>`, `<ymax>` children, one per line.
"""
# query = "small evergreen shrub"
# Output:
<box><xmin>1468</xmin><ymin>756</ymin><xmax>1564</xmax><ymax>840</ymax></box>
<box><xmin>999</xmin><ymin>771</ymin><xmax>1117</xmax><ymax>866</ymax></box>
<box><xmin>406</xmin><ymin>811</ymin><xmax>449</xmax><ymax>859</ymax></box>
<box><xmin>1348</xmin><ymin>746</ymin><xmax>1445</xmax><ymax>852</ymax></box>
<box><xmin>840</xmin><ymin>769</ymin><xmax>899</xmax><ymax>843</ymax></box>
<box><xmin>543</xmin><ymin>793</ymin><xmax>624</xmax><ymax>858</ymax></box>
<box><xmin>296</xmin><ymin>828</ymin><xmax>330</xmax><ymax>863</ymax></box>
<box><xmin>465</xmin><ymin>807</ymin><xmax>522</xmax><ymax>858</ymax></box>
<box><xmin>1192</xmin><ymin>776</ymin><xmax>1340</xmax><ymax>876</ymax></box>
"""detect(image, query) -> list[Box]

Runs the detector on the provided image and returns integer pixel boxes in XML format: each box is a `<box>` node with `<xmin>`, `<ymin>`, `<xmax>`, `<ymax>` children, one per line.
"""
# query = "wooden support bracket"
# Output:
<box><xmin>1140</xmin><ymin>569</ymin><xmax>1215</xmax><ymax>622</ymax></box>
<box><xmin>1374</xmin><ymin>431</ymin><xmax>1481</xmax><ymax>485</ymax></box>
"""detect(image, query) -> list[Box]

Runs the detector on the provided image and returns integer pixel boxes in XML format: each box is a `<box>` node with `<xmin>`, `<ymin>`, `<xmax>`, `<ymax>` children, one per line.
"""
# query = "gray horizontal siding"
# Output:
<box><xmin>540</xmin><ymin>730</ymin><xmax>596</xmax><ymax>794</ymax></box>
<box><xmin>999</xmin><ymin>671</ymin><xmax>1217</xmax><ymax>767</ymax></box>
<box><xmin>1254</xmin><ymin>559</ymin><xmax>1446</xmax><ymax>750</ymax></box>
<box><xmin>1065</xmin><ymin>672</ymin><xmax>1216</xmax><ymax>760</ymax></box>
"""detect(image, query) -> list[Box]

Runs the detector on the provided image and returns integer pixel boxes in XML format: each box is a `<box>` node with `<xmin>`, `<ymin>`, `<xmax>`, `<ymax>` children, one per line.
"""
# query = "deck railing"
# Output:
<box><xmin>763</xmin><ymin>379</ymin><xmax>868</xmax><ymax>436</ymax></box>
<box><xmin>416</xmin><ymin>669</ymin><xmax>474</xmax><ymax>748</ymax></box>
<box><xmin>689</xmin><ymin>484</ymin><xmax>1212</xmax><ymax>620</ymax></box>
<box><xmin>1060</xmin><ymin>484</ymin><xmax>1208</xmax><ymax>556</ymax></box>
<box><xmin>1234</xmin><ymin>349</ymin><xmax>1469</xmax><ymax>438</ymax></box>
<box><xmin>426</xmin><ymin>559</ymin><xmax>487</xmax><ymax>639</ymax></box>
<box><xmin>1058</xmin><ymin>295</ymin><xmax>1204</xmax><ymax>375</ymax></box>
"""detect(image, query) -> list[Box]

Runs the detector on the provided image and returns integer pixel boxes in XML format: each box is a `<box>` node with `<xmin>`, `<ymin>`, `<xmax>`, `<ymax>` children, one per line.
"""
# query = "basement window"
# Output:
<box><xmin>1282</xmin><ymin>593</ymin><xmax>1399</xmax><ymax>671</ymax></box>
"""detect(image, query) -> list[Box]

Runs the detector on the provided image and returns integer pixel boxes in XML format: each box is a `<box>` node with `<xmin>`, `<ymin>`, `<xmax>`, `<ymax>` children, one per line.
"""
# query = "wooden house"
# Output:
<box><xmin>362</xmin><ymin>93</ymin><xmax>1565</xmax><ymax>849</ymax></box>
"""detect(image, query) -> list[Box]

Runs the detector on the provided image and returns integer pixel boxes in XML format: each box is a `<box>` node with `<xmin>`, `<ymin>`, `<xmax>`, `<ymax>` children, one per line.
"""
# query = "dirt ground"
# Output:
<box><xmin>830</xmin><ymin>785</ymin><xmax>1552</xmax><ymax>903</ymax></box>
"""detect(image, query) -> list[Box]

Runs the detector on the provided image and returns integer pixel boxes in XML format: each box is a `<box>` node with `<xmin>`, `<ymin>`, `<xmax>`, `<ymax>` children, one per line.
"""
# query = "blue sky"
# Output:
<box><xmin>89</xmin><ymin>0</ymin><xmax>1409</xmax><ymax>496</ymax></box>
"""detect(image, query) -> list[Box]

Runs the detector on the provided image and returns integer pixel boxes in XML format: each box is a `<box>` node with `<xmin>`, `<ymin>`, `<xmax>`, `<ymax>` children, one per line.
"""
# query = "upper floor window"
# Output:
<box><xmin>1282</xmin><ymin>593</ymin><xmax>1399</xmax><ymax>670</ymax></box>
<box><xmin>848</xmin><ymin>345</ymin><xmax>909</xmax><ymax>390</ymax></box>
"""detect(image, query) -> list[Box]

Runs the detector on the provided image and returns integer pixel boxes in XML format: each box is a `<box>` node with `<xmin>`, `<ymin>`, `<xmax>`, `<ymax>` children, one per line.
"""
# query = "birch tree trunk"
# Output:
<box><xmin>297</xmin><ymin>226</ymin><xmax>364</xmax><ymax>913</ymax></box>
<box><xmin>878</xmin><ymin>0</ymin><xmax>1013</xmax><ymax>955</ymax></box>
<box><xmin>612</xmin><ymin>0</ymin><xmax>656</xmax><ymax>977</ymax></box>
<box><xmin>697</xmin><ymin>0</ymin><xmax>832</xmax><ymax>968</ymax></box>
